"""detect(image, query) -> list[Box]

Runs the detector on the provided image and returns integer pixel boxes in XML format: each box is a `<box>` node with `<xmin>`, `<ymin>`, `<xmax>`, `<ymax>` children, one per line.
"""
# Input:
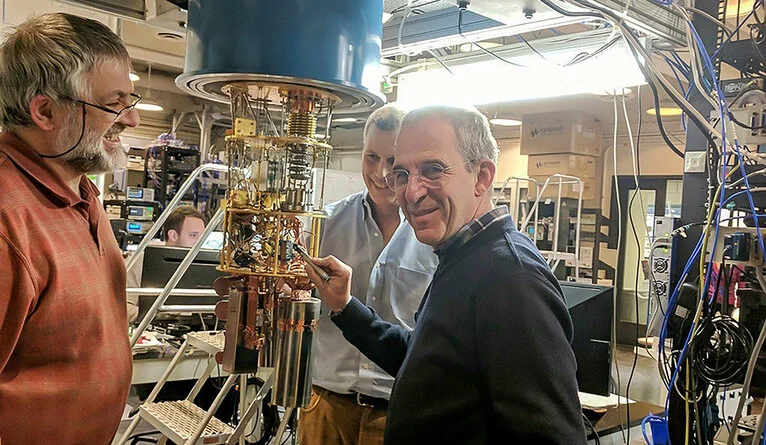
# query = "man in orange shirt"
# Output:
<box><xmin>0</xmin><ymin>13</ymin><xmax>140</xmax><ymax>444</ymax></box>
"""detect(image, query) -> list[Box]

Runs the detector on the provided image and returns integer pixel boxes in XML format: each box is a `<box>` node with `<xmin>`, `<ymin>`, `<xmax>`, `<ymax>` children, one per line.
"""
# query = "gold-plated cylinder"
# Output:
<box><xmin>310</xmin><ymin>216</ymin><xmax>323</xmax><ymax>257</ymax></box>
<box><xmin>287</xmin><ymin>112</ymin><xmax>317</xmax><ymax>137</ymax></box>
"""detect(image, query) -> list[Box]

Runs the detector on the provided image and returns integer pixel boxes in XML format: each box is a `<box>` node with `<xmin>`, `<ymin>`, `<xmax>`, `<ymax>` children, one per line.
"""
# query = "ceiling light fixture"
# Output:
<box><xmin>134</xmin><ymin>65</ymin><xmax>164</xmax><ymax>112</ymax></box>
<box><xmin>489</xmin><ymin>118</ymin><xmax>522</xmax><ymax>126</ymax></box>
<box><xmin>135</xmin><ymin>102</ymin><xmax>165</xmax><ymax>112</ymax></box>
<box><xmin>726</xmin><ymin>0</ymin><xmax>755</xmax><ymax>17</ymax></box>
<box><xmin>646</xmin><ymin>106</ymin><xmax>683</xmax><ymax>116</ymax></box>
<box><xmin>395</xmin><ymin>30</ymin><xmax>647</xmax><ymax>107</ymax></box>
<box><xmin>129</xmin><ymin>72</ymin><xmax>140</xmax><ymax>82</ymax></box>
<box><xmin>333</xmin><ymin>117</ymin><xmax>358</xmax><ymax>124</ymax></box>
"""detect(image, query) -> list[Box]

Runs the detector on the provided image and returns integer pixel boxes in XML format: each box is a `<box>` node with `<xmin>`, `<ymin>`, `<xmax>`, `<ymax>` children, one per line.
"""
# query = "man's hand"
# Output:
<box><xmin>303</xmin><ymin>255</ymin><xmax>352</xmax><ymax>312</ymax></box>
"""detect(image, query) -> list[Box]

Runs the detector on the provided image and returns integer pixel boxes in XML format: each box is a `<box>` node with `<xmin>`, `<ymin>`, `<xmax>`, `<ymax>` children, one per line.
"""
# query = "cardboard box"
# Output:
<box><xmin>569</xmin><ymin>214</ymin><xmax>598</xmax><ymax>225</ymax></box>
<box><xmin>531</xmin><ymin>175</ymin><xmax>596</xmax><ymax>201</ymax></box>
<box><xmin>527</xmin><ymin>154</ymin><xmax>597</xmax><ymax>179</ymax></box>
<box><xmin>583</xmin><ymin>153</ymin><xmax>605</xmax><ymax>209</ymax></box>
<box><xmin>565</xmin><ymin>245</ymin><xmax>594</xmax><ymax>268</ymax></box>
<box><xmin>520</xmin><ymin>110</ymin><xmax>602</xmax><ymax>156</ymax></box>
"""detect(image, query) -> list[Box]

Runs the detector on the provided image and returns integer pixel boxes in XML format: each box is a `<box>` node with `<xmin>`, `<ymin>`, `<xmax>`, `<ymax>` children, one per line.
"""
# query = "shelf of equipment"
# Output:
<box><xmin>143</xmin><ymin>145</ymin><xmax>201</xmax><ymax>210</ymax></box>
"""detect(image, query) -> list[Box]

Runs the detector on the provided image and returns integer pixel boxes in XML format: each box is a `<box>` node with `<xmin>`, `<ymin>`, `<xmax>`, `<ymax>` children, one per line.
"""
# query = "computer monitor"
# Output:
<box><xmin>201</xmin><ymin>231</ymin><xmax>224</xmax><ymax>251</ymax></box>
<box><xmin>137</xmin><ymin>245</ymin><xmax>225</xmax><ymax>322</ymax></box>
<box><xmin>560</xmin><ymin>281</ymin><xmax>614</xmax><ymax>396</ymax></box>
<box><xmin>142</xmin><ymin>245</ymin><xmax>223</xmax><ymax>289</ymax></box>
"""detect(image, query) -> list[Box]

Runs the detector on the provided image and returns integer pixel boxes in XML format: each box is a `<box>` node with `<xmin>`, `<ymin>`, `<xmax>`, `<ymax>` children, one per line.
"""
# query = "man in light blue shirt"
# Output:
<box><xmin>298</xmin><ymin>104</ymin><xmax>437</xmax><ymax>445</ymax></box>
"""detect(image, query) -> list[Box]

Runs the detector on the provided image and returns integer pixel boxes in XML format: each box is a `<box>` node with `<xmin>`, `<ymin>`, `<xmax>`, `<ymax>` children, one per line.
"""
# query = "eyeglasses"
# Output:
<box><xmin>384</xmin><ymin>160</ymin><xmax>476</xmax><ymax>192</ymax></box>
<box><xmin>67</xmin><ymin>93</ymin><xmax>142</xmax><ymax>122</ymax></box>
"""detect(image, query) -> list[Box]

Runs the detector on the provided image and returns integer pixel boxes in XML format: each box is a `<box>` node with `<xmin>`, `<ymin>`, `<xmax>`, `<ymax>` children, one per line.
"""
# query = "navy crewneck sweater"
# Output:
<box><xmin>332</xmin><ymin>214</ymin><xmax>587</xmax><ymax>445</ymax></box>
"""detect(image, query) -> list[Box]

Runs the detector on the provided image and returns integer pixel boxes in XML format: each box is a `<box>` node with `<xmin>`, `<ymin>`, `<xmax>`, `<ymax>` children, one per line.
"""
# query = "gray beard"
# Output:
<box><xmin>57</xmin><ymin>110</ymin><xmax>127</xmax><ymax>175</ymax></box>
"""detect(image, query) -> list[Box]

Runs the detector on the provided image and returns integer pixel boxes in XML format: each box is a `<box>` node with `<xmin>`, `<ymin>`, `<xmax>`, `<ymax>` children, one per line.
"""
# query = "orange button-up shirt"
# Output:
<box><xmin>0</xmin><ymin>132</ymin><xmax>132</xmax><ymax>445</ymax></box>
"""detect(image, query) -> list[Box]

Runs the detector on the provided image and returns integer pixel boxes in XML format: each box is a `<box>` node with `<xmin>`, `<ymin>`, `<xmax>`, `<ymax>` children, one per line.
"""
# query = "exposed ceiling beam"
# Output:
<box><xmin>382</xmin><ymin>7</ymin><xmax>584</xmax><ymax>57</ymax></box>
<box><xmin>126</xmin><ymin>44</ymin><xmax>185</xmax><ymax>71</ymax></box>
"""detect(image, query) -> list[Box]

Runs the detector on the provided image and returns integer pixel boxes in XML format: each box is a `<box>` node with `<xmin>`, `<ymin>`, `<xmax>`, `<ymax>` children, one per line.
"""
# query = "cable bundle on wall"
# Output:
<box><xmin>690</xmin><ymin>315</ymin><xmax>753</xmax><ymax>387</ymax></box>
<box><xmin>510</xmin><ymin>0</ymin><xmax>766</xmax><ymax>443</ymax></box>
<box><xmin>443</xmin><ymin>0</ymin><xmax>766</xmax><ymax>442</ymax></box>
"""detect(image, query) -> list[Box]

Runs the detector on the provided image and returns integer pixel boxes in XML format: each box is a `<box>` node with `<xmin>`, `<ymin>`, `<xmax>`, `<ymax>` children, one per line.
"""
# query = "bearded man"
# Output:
<box><xmin>0</xmin><ymin>13</ymin><xmax>141</xmax><ymax>445</ymax></box>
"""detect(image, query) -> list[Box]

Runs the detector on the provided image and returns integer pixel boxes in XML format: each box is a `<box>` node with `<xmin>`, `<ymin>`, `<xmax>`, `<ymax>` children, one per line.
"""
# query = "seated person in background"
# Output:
<box><xmin>126</xmin><ymin>205</ymin><xmax>206</xmax><ymax>322</ymax></box>
<box><xmin>163</xmin><ymin>205</ymin><xmax>206</xmax><ymax>247</ymax></box>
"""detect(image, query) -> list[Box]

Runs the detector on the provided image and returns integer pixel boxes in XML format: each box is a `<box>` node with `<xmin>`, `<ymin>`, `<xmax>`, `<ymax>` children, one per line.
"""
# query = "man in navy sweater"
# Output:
<box><xmin>304</xmin><ymin>105</ymin><xmax>587</xmax><ymax>445</ymax></box>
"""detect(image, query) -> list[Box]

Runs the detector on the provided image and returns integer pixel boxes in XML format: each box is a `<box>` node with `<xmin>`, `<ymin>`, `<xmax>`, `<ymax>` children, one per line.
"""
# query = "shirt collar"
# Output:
<box><xmin>361</xmin><ymin>188</ymin><xmax>405</xmax><ymax>222</ymax></box>
<box><xmin>362</xmin><ymin>189</ymin><xmax>372</xmax><ymax>219</ymax></box>
<box><xmin>435</xmin><ymin>205</ymin><xmax>511</xmax><ymax>259</ymax></box>
<box><xmin>0</xmin><ymin>131</ymin><xmax>98</xmax><ymax>207</ymax></box>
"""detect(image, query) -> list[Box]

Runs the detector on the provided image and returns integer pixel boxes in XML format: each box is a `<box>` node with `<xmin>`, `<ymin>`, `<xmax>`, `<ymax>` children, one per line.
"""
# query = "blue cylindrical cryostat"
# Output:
<box><xmin>176</xmin><ymin>0</ymin><xmax>385</xmax><ymax>112</ymax></box>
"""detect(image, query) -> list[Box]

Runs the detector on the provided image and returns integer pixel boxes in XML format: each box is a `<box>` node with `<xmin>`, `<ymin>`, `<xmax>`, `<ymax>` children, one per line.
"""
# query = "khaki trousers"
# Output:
<box><xmin>298</xmin><ymin>386</ymin><xmax>387</xmax><ymax>445</ymax></box>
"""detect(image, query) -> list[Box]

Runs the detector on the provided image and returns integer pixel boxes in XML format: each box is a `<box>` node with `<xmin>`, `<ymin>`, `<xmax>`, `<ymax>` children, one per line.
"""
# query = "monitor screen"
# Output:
<box><xmin>560</xmin><ymin>281</ymin><xmax>614</xmax><ymax>396</ymax></box>
<box><xmin>141</xmin><ymin>245</ymin><xmax>223</xmax><ymax>289</ymax></box>
<box><xmin>201</xmin><ymin>231</ymin><xmax>224</xmax><ymax>251</ymax></box>
<box><xmin>137</xmin><ymin>246</ymin><xmax>225</xmax><ymax>322</ymax></box>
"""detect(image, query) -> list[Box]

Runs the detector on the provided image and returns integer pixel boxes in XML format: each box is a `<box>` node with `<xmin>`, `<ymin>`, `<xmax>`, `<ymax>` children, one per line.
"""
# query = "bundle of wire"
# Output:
<box><xmin>442</xmin><ymin>0</ymin><xmax>766</xmax><ymax>441</ymax></box>
<box><xmin>690</xmin><ymin>315</ymin><xmax>753</xmax><ymax>386</ymax></box>
<box><xmin>522</xmin><ymin>0</ymin><xmax>766</xmax><ymax>443</ymax></box>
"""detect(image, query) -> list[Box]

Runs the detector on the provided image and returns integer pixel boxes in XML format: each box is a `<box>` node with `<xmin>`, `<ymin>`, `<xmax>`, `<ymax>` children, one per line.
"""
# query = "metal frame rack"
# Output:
<box><xmin>523</xmin><ymin>174</ymin><xmax>584</xmax><ymax>280</ymax></box>
<box><xmin>664</xmin><ymin>0</ymin><xmax>766</xmax><ymax>441</ymax></box>
<box><xmin>494</xmin><ymin>175</ymin><xmax>584</xmax><ymax>280</ymax></box>
<box><xmin>144</xmin><ymin>145</ymin><xmax>202</xmax><ymax>210</ymax></box>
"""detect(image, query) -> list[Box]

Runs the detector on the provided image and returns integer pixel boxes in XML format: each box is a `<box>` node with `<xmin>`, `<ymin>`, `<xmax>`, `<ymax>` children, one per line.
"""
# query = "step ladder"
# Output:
<box><xmin>521</xmin><ymin>174</ymin><xmax>584</xmax><ymax>279</ymax></box>
<box><xmin>121</xmin><ymin>165</ymin><xmax>295</xmax><ymax>444</ymax></box>
<box><xmin>119</xmin><ymin>331</ymin><xmax>277</xmax><ymax>445</ymax></box>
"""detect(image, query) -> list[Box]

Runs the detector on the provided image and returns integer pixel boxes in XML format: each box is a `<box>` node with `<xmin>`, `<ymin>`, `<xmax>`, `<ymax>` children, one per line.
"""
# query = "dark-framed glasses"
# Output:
<box><xmin>68</xmin><ymin>92</ymin><xmax>142</xmax><ymax>122</ymax></box>
<box><xmin>384</xmin><ymin>159</ymin><xmax>476</xmax><ymax>192</ymax></box>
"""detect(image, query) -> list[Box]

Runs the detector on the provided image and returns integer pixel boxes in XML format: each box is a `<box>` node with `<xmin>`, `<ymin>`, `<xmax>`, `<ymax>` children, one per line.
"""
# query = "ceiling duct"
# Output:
<box><xmin>59</xmin><ymin>0</ymin><xmax>145</xmax><ymax>20</ymax></box>
<box><xmin>382</xmin><ymin>3</ymin><xmax>584</xmax><ymax>56</ymax></box>
<box><xmin>468</xmin><ymin>0</ymin><xmax>686</xmax><ymax>46</ymax></box>
<box><xmin>381</xmin><ymin>0</ymin><xmax>685</xmax><ymax>57</ymax></box>
<box><xmin>59</xmin><ymin>0</ymin><xmax>186</xmax><ymax>35</ymax></box>
<box><xmin>60</xmin><ymin>0</ymin><xmax>187</xmax><ymax>30</ymax></box>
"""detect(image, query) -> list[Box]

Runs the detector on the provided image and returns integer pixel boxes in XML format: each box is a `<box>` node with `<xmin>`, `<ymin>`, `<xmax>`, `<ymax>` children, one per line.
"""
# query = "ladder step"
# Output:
<box><xmin>139</xmin><ymin>400</ymin><xmax>233</xmax><ymax>445</ymax></box>
<box><xmin>739</xmin><ymin>414</ymin><xmax>760</xmax><ymax>432</ymax></box>
<box><xmin>186</xmin><ymin>330</ymin><xmax>225</xmax><ymax>354</ymax></box>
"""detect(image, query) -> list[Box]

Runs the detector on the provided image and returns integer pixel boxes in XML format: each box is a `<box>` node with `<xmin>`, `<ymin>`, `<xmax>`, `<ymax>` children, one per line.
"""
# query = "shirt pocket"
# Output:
<box><xmin>389</xmin><ymin>267</ymin><xmax>433</xmax><ymax>329</ymax></box>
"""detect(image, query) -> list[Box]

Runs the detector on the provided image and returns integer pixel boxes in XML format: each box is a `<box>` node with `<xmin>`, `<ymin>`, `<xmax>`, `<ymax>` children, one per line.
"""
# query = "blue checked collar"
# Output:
<box><xmin>435</xmin><ymin>206</ymin><xmax>511</xmax><ymax>259</ymax></box>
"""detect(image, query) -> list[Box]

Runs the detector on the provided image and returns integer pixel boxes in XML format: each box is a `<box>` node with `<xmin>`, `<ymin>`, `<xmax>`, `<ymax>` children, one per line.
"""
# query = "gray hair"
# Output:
<box><xmin>363</xmin><ymin>102</ymin><xmax>407</xmax><ymax>146</ymax></box>
<box><xmin>0</xmin><ymin>13</ymin><xmax>129</xmax><ymax>130</ymax></box>
<box><xmin>400</xmin><ymin>105</ymin><xmax>499</xmax><ymax>166</ymax></box>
